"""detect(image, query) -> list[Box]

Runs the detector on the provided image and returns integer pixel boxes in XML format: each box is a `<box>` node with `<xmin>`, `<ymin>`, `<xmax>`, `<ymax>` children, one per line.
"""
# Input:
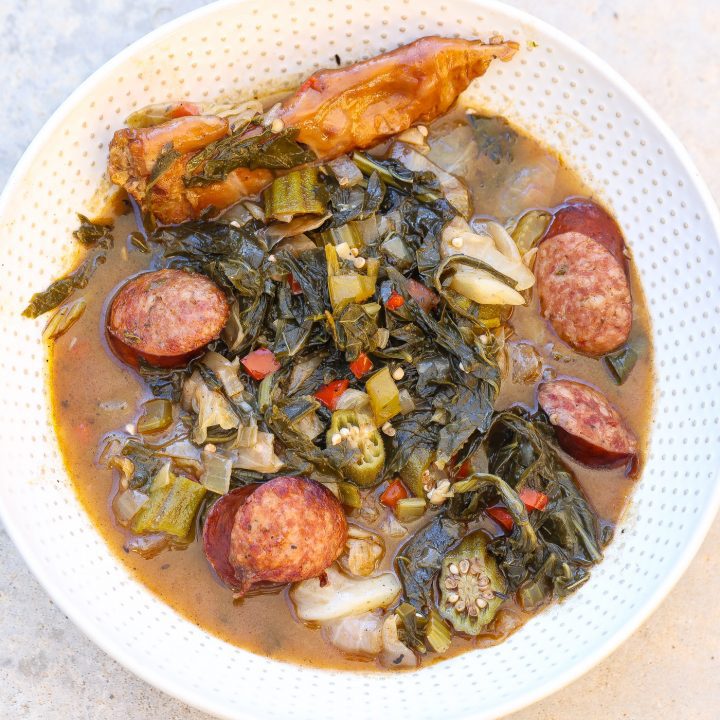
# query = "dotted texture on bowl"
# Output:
<box><xmin>0</xmin><ymin>2</ymin><xmax>718</xmax><ymax>720</ymax></box>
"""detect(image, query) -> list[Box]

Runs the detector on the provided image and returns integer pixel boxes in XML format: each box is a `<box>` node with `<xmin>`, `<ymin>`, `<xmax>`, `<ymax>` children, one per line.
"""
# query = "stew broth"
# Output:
<box><xmin>50</xmin><ymin>116</ymin><xmax>654</xmax><ymax>671</ymax></box>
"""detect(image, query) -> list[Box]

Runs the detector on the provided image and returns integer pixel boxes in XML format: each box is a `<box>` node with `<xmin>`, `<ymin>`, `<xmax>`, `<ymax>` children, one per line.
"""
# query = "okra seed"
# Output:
<box><xmin>331</xmin><ymin>433</ymin><xmax>342</xmax><ymax>445</ymax></box>
<box><xmin>270</xmin><ymin>118</ymin><xmax>285</xmax><ymax>133</ymax></box>
<box><xmin>447</xmin><ymin>592</ymin><xmax>459</xmax><ymax>604</ymax></box>
<box><xmin>451</xmin><ymin>236</ymin><xmax>464</xmax><ymax>249</ymax></box>
<box><xmin>340</xmin><ymin>427</ymin><xmax>350</xmax><ymax>437</ymax></box>
<box><xmin>458</xmin><ymin>559</ymin><xmax>470</xmax><ymax>574</ymax></box>
<box><xmin>350</xmin><ymin>247</ymin><xmax>359</xmax><ymax>257</ymax></box>
<box><xmin>353</xmin><ymin>256</ymin><xmax>366</xmax><ymax>269</ymax></box>
<box><xmin>445</xmin><ymin>578</ymin><xmax>458</xmax><ymax>589</ymax></box>
<box><xmin>392</xmin><ymin>367</ymin><xmax>405</xmax><ymax>381</ymax></box>
<box><xmin>454</xmin><ymin>600</ymin><xmax>466</xmax><ymax>612</ymax></box>
<box><xmin>205</xmin><ymin>443</ymin><xmax>217</xmax><ymax>453</ymax></box>
<box><xmin>482</xmin><ymin>590</ymin><xmax>495</xmax><ymax>601</ymax></box>
<box><xmin>268</xmin><ymin>254</ymin><xmax>276</xmax><ymax>262</ymax></box>
<box><xmin>476</xmin><ymin>597</ymin><xmax>488</xmax><ymax>609</ymax></box>
<box><xmin>448</xmin><ymin>563</ymin><xmax>459</xmax><ymax>575</ymax></box>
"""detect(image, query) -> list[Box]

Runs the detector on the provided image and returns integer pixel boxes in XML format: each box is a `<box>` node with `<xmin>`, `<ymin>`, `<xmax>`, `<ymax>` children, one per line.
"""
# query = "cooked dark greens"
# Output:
<box><xmin>38</xmin><ymin>37</ymin><xmax>650</xmax><ymax>673</ymax></box>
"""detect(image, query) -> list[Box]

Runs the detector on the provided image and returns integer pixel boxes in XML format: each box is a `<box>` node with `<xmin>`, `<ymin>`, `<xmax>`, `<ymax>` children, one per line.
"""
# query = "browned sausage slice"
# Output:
<box><xmin>535</xmin><ymin>232</ymin><xmax>632</xmax><ymax>356</ymax></box>
<box><xmin>107</xmin><ymin>268</ymin><xmax>229</xmax><ymax>367</ymax></box>
<box><xmin>538</xmin><ymin>379</ymin><xmax>638</xmax><ymax>468</ymax></box>
<box><xmin>229</xmin><ymin>476</ymin><xmax>348</xmax><ymax>596</ymax></box>
<box><xmin>202</xmin><ymin>485</ymin><xmax>259</xmax><ymax>590</ymax></box>
<box><xmin>546</xmin><ymin>198</ymin><xmax>626</xmax><ymax>268</ymax></box>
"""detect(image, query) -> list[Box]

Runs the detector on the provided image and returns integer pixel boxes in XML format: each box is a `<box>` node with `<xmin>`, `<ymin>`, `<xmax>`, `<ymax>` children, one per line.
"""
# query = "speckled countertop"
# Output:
<box><xmin>1</xmin><ymin>0</ymin><xmax>719</xmax><ymax>718</ymax></box>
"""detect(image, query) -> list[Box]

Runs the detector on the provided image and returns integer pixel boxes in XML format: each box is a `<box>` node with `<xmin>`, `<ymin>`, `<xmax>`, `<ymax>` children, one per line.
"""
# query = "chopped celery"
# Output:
<box><xmin>361</xmin><ymin>302</ymin><xmax>382</xmax><ymax>319</ymax></box>
<box><xmin>263</xmin><ymin>166</ymin><xmax>327</xmax><ymax>221</ymax></box>
<box><xmin>321</xmin><ymin>223</ymin><xmax>362</xmax><ymax>249</ymax></box>
<box><xmin>136</xmin><ymin>398</ymin><xmax>173</xmax><ymax>434</ymax></box>
<box><xmin>394</xmin><ymin>497</ymin><xmax>427</xmax><ymax>522</ymax></box>
<box><xmin>329</xmin><ymin>274</ymin><xmax>376</xmax><ymax>309</ymax></box>
<box><xmin>200</xmin><ymin>451</ymin><xmax>232</xmax><ymax>494</ymax></box>
<box><xmin>132</xmin><ymin>468</ymin><xmax>206</xmax><ymax>538</ymax></box>
<box><xmin>365</xmin><ymin>257</ymin><xmax>380</xmax><ymax>278</ymax></box>
<box><xmin>425</xmin><ymin>610</ymin><xmax>452</xmax><ymax>654</ymax></box>
<box><xmin>325</xmin><ymin>242</ymin><xmax>341</xmax><ymax>276</ymax></box>
<box><xmin>366</xmin><ymin>367</ymin><xmax>401</xmax><ymax>425</ymax></box>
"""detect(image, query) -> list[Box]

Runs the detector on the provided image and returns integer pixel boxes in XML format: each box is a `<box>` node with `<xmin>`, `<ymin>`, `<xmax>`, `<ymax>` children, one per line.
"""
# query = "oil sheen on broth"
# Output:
<box><xmin>50</xmin><ymin>117</ymin><xmax>654</xmax><ymax>672</ymax></box>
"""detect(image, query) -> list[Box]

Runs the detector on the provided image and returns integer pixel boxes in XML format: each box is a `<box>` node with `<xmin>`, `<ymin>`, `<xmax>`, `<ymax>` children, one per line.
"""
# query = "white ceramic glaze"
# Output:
<box><xmin>1</xmin><ymin>1</ymin><xmax>719</xmax><ymax>719</ymax></box>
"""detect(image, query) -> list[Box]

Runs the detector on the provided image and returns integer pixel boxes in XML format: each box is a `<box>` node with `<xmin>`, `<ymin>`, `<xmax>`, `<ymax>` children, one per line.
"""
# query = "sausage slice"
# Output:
<box><xmin>107</xmin><ymin>268</ymin><xmax>229</xmax><ymax>367</ymax></box>
<box><xmin>203</xmin><ymin>486</ymin><xmax>259</xmax><ymax>590</ymax></box>
<box><xmin>535</xmin><ymin>232</ymin><xmax>632</xmax><ymax>355</ymax></box>
<box><xmin>546</xmin><ymin>199</ymin><xmax>627</xmax><ymax>269</ymax></box>
<box><xmin>538</xmin><ymin>379</ymin><xmax>638</xmax><ymax>468</ymax></box>
<box><xmin>229</xmin><ymin>476</ymin><xmax>348</xmax><ymax>596</ymax></box>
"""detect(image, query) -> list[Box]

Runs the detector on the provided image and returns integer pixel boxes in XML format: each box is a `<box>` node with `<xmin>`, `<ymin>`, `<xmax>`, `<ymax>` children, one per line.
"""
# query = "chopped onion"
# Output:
<box><xmin>335</xmin><ymin>389</ymin><xmax>374</xmax><ymax>419</ymax></box>
<box><xmin>321</xmin><ymin>612</ymin><xmax>384</xmax><ymax>656</ymax></box>
<box><xmin>43</xmin><ymin>297</ymin><xmax>86</xmax><ymax>341</ymax></box>
<box><xmin>327</xmin><ymin>155</ymin><xmax>364</xmax><ymax>187</ymax></box>
<box><xmin>450</xmin><ymin>269</ymin><xmax>526</xmax><ymax>305</ymax></box>
<box><xmin>182</xmin><ymin>371</ymin><xmax>240</xmax><ymax>444</ymax></box>
<box><xmin>200</xmin><ymin>450</ymin><xmax>232</xmax><ymax>495</ymax></box>
<box><xmin>294</xmin><ymin>411</ymin><xmax>324</xmax><ymax>441</ymax></box>
<box><xmin>380</xmin><ymin>614</ymin><xmax>417</xmax><ymax>668</ymax></box>
<box><xmin>231</xmin><ymin>431</ymin><xmax>283</xmax><ymax>473</ymax></box>
<box><xmin>290</xmin><ymin>565</ymin><xmax>401</xmax><ymax>622</ymax></box>
<box><xmin>202</xmin><ymin>351</ymin><xmax>244</xmax><ymax>398</ymax></box>
<box><xmin>399</xmin><ymin>389</ymin><xmax>415</xmax><ymax>415</ymax></box>
<box><xmin>395</xmin><ymin>127</ymin><xmax>429</xmax><ymax>152</ymax></box>
<box><xmin>112</xmin><ymin>488</ymin><xmax>148</xmax><ymax>525</ymax></box>
<box><xmin>390</xmin><ymin>142</ymin><xmax>470</xmax><ymax>218</ymax></box>
<box><xmin>266</xmin><ymin>213</ymin><xmax>331</xmax><ymax>244</ymax></box>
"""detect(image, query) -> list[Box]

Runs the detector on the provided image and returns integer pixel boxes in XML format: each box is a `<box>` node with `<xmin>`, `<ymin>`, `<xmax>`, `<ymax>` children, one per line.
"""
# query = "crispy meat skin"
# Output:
<box><xmin>107</xmin><ymin>36</ymin><xmax>518</xmax><ymax>224</ymax></box>
<box><xmin>278</xmin><ymin>35</ymin><xmax>518</xmax><ymax>159</ymax></box>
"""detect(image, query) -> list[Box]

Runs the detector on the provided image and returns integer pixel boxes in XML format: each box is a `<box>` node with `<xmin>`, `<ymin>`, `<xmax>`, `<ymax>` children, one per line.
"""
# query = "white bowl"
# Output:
<box><xmin>1</xmin><ymin>1</ymin><xmax>719</xmax><ymax>718</ymax></box>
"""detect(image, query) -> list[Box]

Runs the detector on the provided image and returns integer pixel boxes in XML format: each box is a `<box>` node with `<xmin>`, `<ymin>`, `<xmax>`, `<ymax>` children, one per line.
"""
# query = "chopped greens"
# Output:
<box><xmin>184</xmin><ymin>126</ymin><xmax>316</xmax><ymax>186</ymax></box>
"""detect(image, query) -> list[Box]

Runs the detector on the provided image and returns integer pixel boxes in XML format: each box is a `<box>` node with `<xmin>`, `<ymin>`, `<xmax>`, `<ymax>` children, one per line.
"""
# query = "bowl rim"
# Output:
<box><xmin>1</xmin><ymin>1</ymin><xmax>719</xmax><ymax>718</ymax></box>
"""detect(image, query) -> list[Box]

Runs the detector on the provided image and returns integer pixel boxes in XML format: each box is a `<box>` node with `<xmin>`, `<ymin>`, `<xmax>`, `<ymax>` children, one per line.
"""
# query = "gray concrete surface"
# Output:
<box><xmin>1</xmin><ymin>0</ymin><xmax>718</xmax><ymax>718</ymax></box>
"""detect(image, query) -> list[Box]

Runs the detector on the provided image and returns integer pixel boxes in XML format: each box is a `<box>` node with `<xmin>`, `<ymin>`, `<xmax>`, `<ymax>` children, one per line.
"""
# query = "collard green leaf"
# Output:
<box><xmin>396</xmin><ymin>517</ymin><xmax>461</xmax><ymax>612</ymax></box>
<box><xmin>184</xmin><ymin>127</ymin><xmax>316</xmax><ymax>187</ymax></box>
<box><xmin>467</xmin><ymin>114</ymin><xmax>517</xmax><ymax>165</ymax></box>
<box><xmin>72</xmin><ymin>214</ymin><xmax>114</xmax><ymax>248</ymax></box>
<box><xmin>483</xmin><ymin>407</ymin><xmax>604</xmax><ymax>599</ymax></box>
<box><xmin>23</xmin><ymin>252</ymin><xmax>107</xmax><ymax>319</ymax></box>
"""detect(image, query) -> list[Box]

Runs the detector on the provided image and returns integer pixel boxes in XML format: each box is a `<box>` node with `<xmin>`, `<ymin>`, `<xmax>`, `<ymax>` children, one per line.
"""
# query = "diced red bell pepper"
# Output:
<box><xmin>487</xmin><ymin>489</ymin><xmax>549</xmax><ymax>533</ymax></box>
<box><xmin>288</xmin><ymin>274</ymin><xmax>303</xmax><ymax>295</ymax></box>
<box><xmin>407</xmin><ymin>278</ymin><xmax>439</xmax><ymax>313</ymax></box>
<box><xmin>386</xmin><ymin>291</ymin><xmax>405</xmax><ymax>310</ymax></box>
<box><xmin>349</xmin><ymin>352</ymin><xmax>373</xmax><ymax>379</ymax></box>
<box><xmin>519</xmin><ymin>488</ymin><xmax>549</xmax><ymax>511</ymax></box>
<box><xmin>486</xmin><ymin>506</ymin><xmax>515</xmax><ymax>533</ymax></box>
<box><xmin>241</xmin><ymin>348</ymin><xmax>280</xmax><ymax>380</ymax></box>
<box><xmin>167</xmin><ymin>101</ymin><xmax>201</xmax><ymax>118</ymax></box>
<box><xmin>379</xmin><ymin>478</ymin><xmax>409</xmax><ymax>509</ymax></box>
<box><xmin>314</xmin><ymin>379</ymin><xmax>350</xmax><ymax>410</ymax></box>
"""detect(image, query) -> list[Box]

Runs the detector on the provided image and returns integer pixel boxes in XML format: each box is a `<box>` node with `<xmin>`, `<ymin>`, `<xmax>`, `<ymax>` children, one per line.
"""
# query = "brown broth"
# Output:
<box><xmin>49</xmin><ymin>118</ymin><xmax>654</xmax><ymax>672</ymax></box>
